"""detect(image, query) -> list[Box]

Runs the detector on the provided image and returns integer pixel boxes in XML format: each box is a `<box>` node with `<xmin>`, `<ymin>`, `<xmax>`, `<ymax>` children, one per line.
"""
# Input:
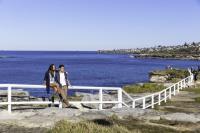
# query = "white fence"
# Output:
<box><xmin>0</xmin><ymin>74</ymin><xmax>194</xmax><ymax>113</ymax></box>
<box><xmin>122</xmin><ymin>74</ymin><xmax>194</xmax><ymax>109</ymax></box>
<box><xmin>0</xmin><ymin>84</ymin><xmax>123</xmax><ymax>113</ymax></box>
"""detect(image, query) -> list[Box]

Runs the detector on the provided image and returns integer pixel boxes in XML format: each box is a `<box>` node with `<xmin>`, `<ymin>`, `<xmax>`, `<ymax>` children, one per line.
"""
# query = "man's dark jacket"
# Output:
<box><xmin>55</xmin><ymin>72</ymin><xmax>69</xmax><ymax>88</ymax></box>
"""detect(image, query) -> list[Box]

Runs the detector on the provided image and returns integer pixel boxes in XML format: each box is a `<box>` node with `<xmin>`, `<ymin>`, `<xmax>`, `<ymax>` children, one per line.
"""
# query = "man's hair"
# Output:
<box><xmin>59</xmin><ymin>64</ymin><xmax>65</xmax><ymax>68</ymax></box>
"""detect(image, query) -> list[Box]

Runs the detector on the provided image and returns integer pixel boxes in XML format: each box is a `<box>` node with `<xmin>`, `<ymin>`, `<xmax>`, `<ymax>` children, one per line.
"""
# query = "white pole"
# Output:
<box><xmin>99</xmin><ymin>88</ymin><xmax>103</xmax><ymax>110</ymax></box>
<box><xmin>169</xmin><ymin>87</ymin><xmax>172</xmax><ymax>99</ymax></box>
<box><xmin>173</xmin><ymin>85</ymin><xmax>176</xmax><ymax>95</ymax></box>
<box><xmin>158</xmin><ymin>93</ymin><xmax>161</xmax><ymax>105</ymax></box>
<box><xmin>151</xmin><ymin>95</ymin><xmax>154</xmax><ymax>108</ymax></box>
<box><xmin>132</xmin><ymin>100</ymin><xmax>135</xmax><ymax>108</ymax></box>
<box><xmin>8</xmin><ymin>86</ymin><xmax>12</xmax><ymax>113</ymax></box>
<box><xmin>164</xmin><ymin>90</ymin><xmax>167</xmax><ymax>102</ymax></box>
<box><xmin>177</xmin><ymin>83</ymin><xmax>180</xmax><ymax>93</ymax></box>
<box><xmin>142</xmin><ymin>98</ymin><xmax>146</xmax><ymax>109</ymax></box>
<box><xmin>191</xmin><ymin>74</ymin><xmax>194</xmax><ymax>83</ymax></box>
<box><xmin>117</xmin><ymin>89</ymin><xmax>123</xmax><ymax>108</ymax></box>
<box><xmin>183</xmin><ymin>80</ymin><xmax>186</xmax><ymax>88</ymax></box>
<box><xmin>180</xmin><ymin>81</ymin><xmax>183</xmax><ymax>90</ymax></box>
<box><xmin>59</xmin><ymin>101</ymin><xmax>62</xmax><ymax>109</ymax></box>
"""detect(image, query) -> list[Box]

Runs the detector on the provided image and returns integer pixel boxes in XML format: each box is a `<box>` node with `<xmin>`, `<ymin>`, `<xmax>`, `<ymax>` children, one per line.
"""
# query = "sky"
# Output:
<box><xmin>0</xmin><ymin>0</ymin><xmax>200</xmax><ymax>51</ymax></box>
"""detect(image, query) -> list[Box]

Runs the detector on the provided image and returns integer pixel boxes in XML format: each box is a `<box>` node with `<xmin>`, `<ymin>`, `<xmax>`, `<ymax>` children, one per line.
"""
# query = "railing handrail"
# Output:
<box><xmin>134</xmin><ymin>75</ymin><xmax>192</xmax><ymax>101</ymax></box>
<box><xmin>0</xmin><ymin>84</ymin><xmax>123</xmax><ymax>113</ymax></box>
<box><xmin>0</xmin><ymin>84</ymin><xmax>121</xmax><ymax>90</ymax></box>
<box><xmin>122</xmin><ymin>74</ymin><xmax>193</xmax><ymax>109</ymax></box>
<box><xmin>0</xmin><ymin>74</ymin><xmax>194</xmax><ymax>113</ymax></box>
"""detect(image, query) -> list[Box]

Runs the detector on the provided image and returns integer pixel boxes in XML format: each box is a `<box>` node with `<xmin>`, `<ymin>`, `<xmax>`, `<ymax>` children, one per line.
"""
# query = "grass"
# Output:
<box><xmin>47</xmin><ymin>120</ymin><xmax>131</xmax><ymax>133</ymax></box>
<box><xmin>123</xmin><ymin>83</ymin><xmax>165</xmax><ymax>94</ymax></box>
<box><xmin>185</xmin><ymin>87</ymin><xmax>200</xmax><ymax>94</ymax></box>
<box><xmin>47</xmin><ymin>116</ymin><xmax>187</xmax><ymax>133</ymax></box>
<box><xmin>194</xmin><ymin>97</ymin><xmax>200</xmax><ymax>103</ymax></box>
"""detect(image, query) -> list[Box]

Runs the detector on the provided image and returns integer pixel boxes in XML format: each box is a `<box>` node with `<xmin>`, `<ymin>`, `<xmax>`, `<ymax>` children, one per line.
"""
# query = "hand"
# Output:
<box><xmin>43</xmin><ymin>81</ymin><xmax>46</xmax><ymax>85</ymax></box>
<box><xmin>68</xmin><ymin>81</ymin><xmax>71</xmax><ymax>86</ymax></box>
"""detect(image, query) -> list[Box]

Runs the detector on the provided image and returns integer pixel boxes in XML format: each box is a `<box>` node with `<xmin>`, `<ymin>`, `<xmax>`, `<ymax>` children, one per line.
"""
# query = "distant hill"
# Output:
<box><xmin>98</xmin><ymin>42</ymin><xmax>200</xmax><ymax>60</ymax></box>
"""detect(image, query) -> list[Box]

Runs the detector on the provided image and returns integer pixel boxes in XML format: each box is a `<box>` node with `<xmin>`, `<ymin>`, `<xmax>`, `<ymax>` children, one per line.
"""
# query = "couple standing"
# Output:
<box><xmin>44</xmin><ymin>64</ymin><xmax>71</xmax><ymax>108</ymax></box>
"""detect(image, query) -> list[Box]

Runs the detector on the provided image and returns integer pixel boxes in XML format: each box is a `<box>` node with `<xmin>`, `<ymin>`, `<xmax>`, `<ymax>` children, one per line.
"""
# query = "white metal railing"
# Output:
<box><xmin>0</xmin><ymin>74</ymin><xmax>194</xmax><ymax>113</ymax></box>
<box><xmin>121</xmin><ymin>74</ymin><xmax>194</xmax><ymax>109</ymax></box>
<box><xmin>0</xmin><ymin>84</ymin><xmax>123</xmax><ymax>113</ymax></box>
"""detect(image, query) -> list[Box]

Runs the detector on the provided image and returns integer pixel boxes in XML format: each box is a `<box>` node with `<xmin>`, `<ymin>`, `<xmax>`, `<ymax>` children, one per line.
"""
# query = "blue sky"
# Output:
<box><xmin>0</xmin><ymin>0</ymin><xmax>200</xmax><ymax>51</ymax></box>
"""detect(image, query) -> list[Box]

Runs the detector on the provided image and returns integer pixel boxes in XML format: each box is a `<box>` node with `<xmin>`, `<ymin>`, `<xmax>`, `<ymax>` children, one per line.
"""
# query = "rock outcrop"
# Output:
<box><xmin>149</xmin><ymin>75</ymin><xmax>168</xmax><ymax>83</ymax></box>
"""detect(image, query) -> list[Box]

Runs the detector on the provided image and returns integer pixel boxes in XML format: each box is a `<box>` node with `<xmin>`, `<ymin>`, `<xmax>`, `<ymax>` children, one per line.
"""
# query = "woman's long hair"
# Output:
<box><xmin>48</xmin><ymin>64</ymin><xmax>56</xmax><ymax>77</ymax></box>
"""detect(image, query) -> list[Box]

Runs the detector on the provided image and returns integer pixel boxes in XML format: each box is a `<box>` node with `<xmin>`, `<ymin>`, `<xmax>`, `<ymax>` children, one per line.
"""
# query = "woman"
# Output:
<box><xmin>44</xmin><ymin>64</ymin><xmax>60</xmax><ymax>93</ymax></box>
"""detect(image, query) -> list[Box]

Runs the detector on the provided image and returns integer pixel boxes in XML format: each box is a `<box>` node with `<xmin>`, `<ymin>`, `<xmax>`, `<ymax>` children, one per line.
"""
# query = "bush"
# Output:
<box><xmin>123</xmin><ymin>83</ymin><xmax>165</xmax><ymax>94</ymax></box>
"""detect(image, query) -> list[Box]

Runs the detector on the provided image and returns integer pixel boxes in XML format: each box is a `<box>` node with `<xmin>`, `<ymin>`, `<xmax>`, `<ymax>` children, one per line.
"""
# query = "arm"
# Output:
<box><xmin>43</xmin><ymin>72</ymin><xmax>48</xmax><ymax>85</ymax></box>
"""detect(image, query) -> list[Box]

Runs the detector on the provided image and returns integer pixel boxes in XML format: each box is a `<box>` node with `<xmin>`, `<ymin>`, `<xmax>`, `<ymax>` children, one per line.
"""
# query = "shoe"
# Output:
<box><xmin>65</xmin><ymin>104</ymin><xmax>73</xmax><ymax>108</ymax></box>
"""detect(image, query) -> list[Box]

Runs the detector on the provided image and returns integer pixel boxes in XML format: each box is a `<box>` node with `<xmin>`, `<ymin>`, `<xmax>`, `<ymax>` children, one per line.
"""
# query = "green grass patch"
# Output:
<box><xmin>185</xmin><ymin>87</ymin><xmax>200</xmax><ymax>94</ymax></box>
<box><xmin>123</xmin><ymin>83</ymin><xmax>165</xmax><ymax>94</ymax></box>
<box><xmin>194</xmin><ymin>97</ymin><xmax>200</xmax><ymax>103</ymax></box>
<box><xmin>47</xmin><ymin>120</ymin><xmax>130</xmax><ymax>133</ymax></box>
<box><xmin>48</xmin><ymin>117</ymin><xmax>183</xmax><ymax>133</ymax></box>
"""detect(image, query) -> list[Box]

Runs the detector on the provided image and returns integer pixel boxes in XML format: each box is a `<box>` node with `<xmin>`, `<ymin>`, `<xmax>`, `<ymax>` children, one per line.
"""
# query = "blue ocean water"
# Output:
<box><xmin>0</xmin><ymin>51</ymin><xmax>199</xmax><ymax>97</ymax></box>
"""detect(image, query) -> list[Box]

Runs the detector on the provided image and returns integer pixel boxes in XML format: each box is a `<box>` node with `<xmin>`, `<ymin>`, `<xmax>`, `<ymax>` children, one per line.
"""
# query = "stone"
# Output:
<box><xmin>81</xmin><ymin>93</ymin><xmax>117</xmax><ymax>109</ymax></box>
<box><xmin>149</xmin><ymin>75</ymin><xmax>168</xmax><ymax>83</ymax></box>
<box><xmin>160</xmin><ymin>113</ymin><xmax>200</xmax><ymax>123</ymax></box>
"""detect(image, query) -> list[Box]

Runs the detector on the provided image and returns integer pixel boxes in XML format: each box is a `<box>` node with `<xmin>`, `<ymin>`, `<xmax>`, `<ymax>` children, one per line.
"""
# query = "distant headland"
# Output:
<box><xmin>98</xmin><ymin>42</ymin><xmax>200</xmax><ymax>60</ymax></box>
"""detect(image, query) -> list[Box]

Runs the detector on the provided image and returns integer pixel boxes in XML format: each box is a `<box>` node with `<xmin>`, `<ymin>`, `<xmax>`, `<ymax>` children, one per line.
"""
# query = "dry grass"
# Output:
<box><xmin>47</xmin><ymin>120</ymin><xmax>131</xmax><ymax>133</ymax></box>
<box><xmin>47</xmin><ymin>117</ymin><xmax>184</xmax><ymax>133</ymax></box>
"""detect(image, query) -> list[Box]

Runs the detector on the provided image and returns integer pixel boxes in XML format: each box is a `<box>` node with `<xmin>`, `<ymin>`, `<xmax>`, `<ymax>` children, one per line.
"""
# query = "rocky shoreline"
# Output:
<box><xmin>98</xmin><ymin>42</ymin><xmax>200</xmax><ymax>60</ymax></box>
<box><xmin>133</xmin><ymin>54</ymin><xmax>200</xmax><ymax>60</ymax></box>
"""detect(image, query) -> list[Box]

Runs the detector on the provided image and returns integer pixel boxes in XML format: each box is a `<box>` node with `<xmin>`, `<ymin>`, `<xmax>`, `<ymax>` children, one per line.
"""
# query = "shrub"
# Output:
<box><xmin>123</xmin><ymin>83</ymin><xmax>165</xmax><ymax>94</ymax></box>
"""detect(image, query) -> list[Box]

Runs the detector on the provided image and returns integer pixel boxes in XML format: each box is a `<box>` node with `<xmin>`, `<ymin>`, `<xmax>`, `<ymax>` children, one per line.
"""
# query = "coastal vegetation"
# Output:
<box><xmin>123</xmin><ymin>83</ymin><xmax>165</xmax><ymax>93</ymax></box>
<box><xmin>98</xmin><ymin>42</ymin><xmax>200</xmax><ymax>60</ymax></box>
<box><xmin>123</xmin><ymin>68</ymin><xmax>190</xmax><ymax>94</ymax></box>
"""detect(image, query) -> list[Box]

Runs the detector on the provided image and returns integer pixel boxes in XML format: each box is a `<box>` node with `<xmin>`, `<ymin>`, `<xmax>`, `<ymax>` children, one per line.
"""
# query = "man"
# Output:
<box><xmin>56</xmin><ymin>64</ymin><xmax>71</xmax><ymax>108</ymax></box>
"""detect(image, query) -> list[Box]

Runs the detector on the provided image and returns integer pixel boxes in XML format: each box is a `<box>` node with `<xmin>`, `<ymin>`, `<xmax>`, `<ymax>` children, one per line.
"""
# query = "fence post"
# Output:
<box><xmin>132</xmin><ymin>100</ymin><xmax>135</xmax><ymax>108</ymax></box>
<box><xmin>118</xmin><ymin>88</ymin><xmax>122</xmax><ymax>108</ymax></box>
<box><xmin>158</xmin><ymin>93</ymin><xmax>161</xmax><ymax>105</ymax></box>
<box><xmin>8</xmin><ymin>86</ymin><xmax>12</xmax><ymax>113</ymax></box>
<box><xmin>164</xmin><ymin>90</ymin><xmax>167</xmax><ymax>102</ymax></box>
<box><xmin>169</xmin><ymin>87</ymin><xmax>172</xmax><ymax>99</ymax></box>
<box><xmin>192</xmin><ymin>74</ymin><xmax>194</xmax><ymax>82</ymax></box>
<box><xmin>177</xmin><ymin>83</ymin><xmax>180</xmax><ymax>93</ymax></box>
<box><xmin>59</xmin><ymin>102</ymin><xmax>62</xmax><ymax>109</ymax></box>
<box><xmin>142</xmin><ymin>98</ymin><xmax>146</xmax><ymax>109</ymax></box>
<box><xmin>151</xmin><ymin>95</ymin><xmax>154</xmax><ymax>108</ymax></box>
<box><xmin>183</xmin><ymin>79</ymin><xmax>186</xmax><ymax>88</ymax></box>
<box><xmin>189</xmin><ymin>76</ymin><xmax>191</xmax><ymax>84</ymax></box>
<box><xmin>99</xmin><ymin>88</ymin><xmax>103</xmax><ymax>110</ymax></box>
<box><xmin>180</xmin><ymin>81</ymin><xmax>183</xmax><ymax>90</ymax></box>
<box><xmin>173</xmin><ymin>85</ymin><xmax>176</xmax><ymax>95</ymax></box>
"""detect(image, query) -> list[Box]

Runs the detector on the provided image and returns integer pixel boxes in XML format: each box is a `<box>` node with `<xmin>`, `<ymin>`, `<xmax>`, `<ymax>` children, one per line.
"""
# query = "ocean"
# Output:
<box><xmin>0</xmin><ymin>51</ymin><xmax>199</xmax><ymax>97</ymax></box>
